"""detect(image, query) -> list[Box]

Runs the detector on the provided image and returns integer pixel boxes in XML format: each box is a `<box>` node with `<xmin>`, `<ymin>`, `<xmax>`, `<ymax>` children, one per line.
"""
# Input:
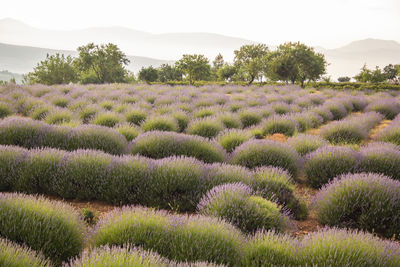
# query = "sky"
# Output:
<box><xmin>2</xmin><ymin>0</ymin><xmax>400</xmax><ymax>48</ymax></box>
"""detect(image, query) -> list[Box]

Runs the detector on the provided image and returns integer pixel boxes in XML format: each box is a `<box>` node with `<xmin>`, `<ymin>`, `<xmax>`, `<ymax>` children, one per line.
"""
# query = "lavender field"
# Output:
<box><xmin>1</xmin><ymin>83</ymin><xmax>400</xmax><ymax>266</ymax></box>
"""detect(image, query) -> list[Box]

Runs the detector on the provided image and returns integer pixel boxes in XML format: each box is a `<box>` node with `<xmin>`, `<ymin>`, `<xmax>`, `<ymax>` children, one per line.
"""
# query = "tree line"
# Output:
<box><xmin>24</xmin><ymin>41</ymin><xmax>400</xmax><ymax>87</ymax></box>
<box><xmin>24</xmin><ymin>42</ymin><xmax>328</xmax><ymax>87</ymax></box>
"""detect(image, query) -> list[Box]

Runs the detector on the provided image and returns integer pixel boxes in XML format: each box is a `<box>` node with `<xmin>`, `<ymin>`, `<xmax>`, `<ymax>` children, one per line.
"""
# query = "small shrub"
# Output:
<box><xmin>186</xmin><ymin>117</ymin><xmax>225</xmax><ymax>138</ymax></box>
<box><xmin>205</xmin><ymin>163</ymin><xmax>253</xmax><ymax>189</ymax></box>
<box><xmin>197</xmin><ymin>183</ymin><xmax>289</xmax><ymax>233</ymax></box>
<box><xmin>376</xmin><ymin>118</ymin><xmax>400</xmax><ymax>146</ymax></box>
<box><xmin>314</xmin><ymin>173</ymin><xmax>400</xmax><ymax>237</ymax></box>
<box><xmin>171</xmin><ymin>111</ymin><xmax>190</xmax><ymax>132</ymax></box>
<box><xmin>238</xmin><ymin>109</ymin><xmax>262</xmax><ymax>128</ymax></box>
<box><xmin>217</xmin><ymin>112</ymin><xmax>242</xmax><ymax>129</ymax></box>
<box><xmin>262</xmin><ymin>115</ymin><xmax>298</xmax><ymax>136</ymax></box>
<box><xmin>358</xmin><ymin>142</ymin><xmax>400</xmax><ymax>180</ymax></box>
<box><xmin>310</xmin><ymin>106</ymin><xmax>334</xmax><ymax>122</ymax></box>
<box><xmin>287</xmin><ymin>134</ymin><xmax>328</xmax><ymax>156</ymax></box>
<box><xmin>0</xmin><ymin>238</ymin><xmax>51</xmax><ymax>267</ymax></box>
<box><xmin>125</xmin><ymin>109</ymin><xmax>147</xmax><ymax>125</ymax></box>
<box><xmin>194</xmin><ymin>107</ymin><xmax>218</xmax><ymax>118</ymax></box>
<box><xmin>52</xmin><ymin>97</ymin><xmax>69</xmax><ymax>108</ymax></box>
<box><xmin>252</xmin><ymin>167</ymin><xmax>307</xmax><ymax>220</ymax></box>
<box><xmin>323</xmin><ymin>101</ymin><xmax>348</xmax><ymax>120</ymax></box>
<box><xmin>92</xmin><ymin>112</ymin><xmax>122</xmax><ymax>127</ymax></box>
<box><xmin>115</xmin><ymin>124</ymin><xmax>141</xmax><ymax>141</ymax></box>
<box><xmin>90</xmin><ymin>206</ymin><xmax>245</xmax><ymax>266</ymax></box>
<box><xmin>129</xmin><ymin>131</ymin><xmax>226</xmax><ymax>163</ymax></box>
<box><xmin>144</xmin><ymin>157</ymin><xmax>207</xmax><ymax>211</ymax></box>
<box><xmin>300</xmin><ymin>228</ymin><xmax>400</xmax><ymax>266</ymax></box>
<box><xmin>0</xmin><ymin>145</ymin><xmax>27</xmax><ymax>191</ymax></box>
<box><xmin>45</xmin><ymin>109</ymin><xmax>73</xmax><ymax>124</ymax></box>
<box><xmin>304</xmin><ymin>146</ymin><xmax>360</xmax><ymax>188</ymax></box>
<box><xmin>0</xmin><ymin>193</ymin><xmax>85</xmax><ymax>264</ymax></box>
<box><xmin>0</xmin><ymin>102</ymin><xmax>12</xmax><ymax>118</ymax></box>
<box><xmin>81</xmin><ymin>208</ymin><xmax>96</xmax><ymax>225</ymax></box>
<box><xmin>230</xmin><ymin>140</ymin><xmax>301</xmax><ymax>178</ymax></box>
<box><xmin>79</xmin><ymin>105</ymin><xmax>98</xmax><ymax>124</ymax></box>
<box><xmin>141</xmin><ymin>115</ymin><xmax>179</xmax><ymax>132</ymax></box>
<box><xmin>242</xmin><ymin>231</ymin><xmax>299</xmax><ymax>267</ymax></box>
<box><xmin>215</xmin><ymin>129</ymin><xmax>253</xmax><ymax>153</ymax></box>
<box><xmin>321</xmin><ymin>121</ymin><xmax>368</xmax><ymax>144</ymax></box>
<box><xmin>366</xmin><ymin>99</ymin><xmax>400</xmax><ymax>119</ymax></box>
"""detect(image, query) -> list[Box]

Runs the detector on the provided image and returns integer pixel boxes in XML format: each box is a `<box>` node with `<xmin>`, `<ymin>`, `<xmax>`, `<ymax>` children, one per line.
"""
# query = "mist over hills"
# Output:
<box><xmin>1</xmin><ymin>18</ymin><xmax>400</xmax><ymax>80</ymax></box>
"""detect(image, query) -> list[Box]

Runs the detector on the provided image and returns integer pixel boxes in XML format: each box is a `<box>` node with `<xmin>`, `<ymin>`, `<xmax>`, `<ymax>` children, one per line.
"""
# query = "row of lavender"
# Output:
<box><xmin>1</xmin><ymin>192</ymin><xmax>400</xmax><ymax>266</ymax></box>
<box><xmin>1</xmin><ymin>84</ymin><xmax>399</xmax><ymax>138</ymax></box>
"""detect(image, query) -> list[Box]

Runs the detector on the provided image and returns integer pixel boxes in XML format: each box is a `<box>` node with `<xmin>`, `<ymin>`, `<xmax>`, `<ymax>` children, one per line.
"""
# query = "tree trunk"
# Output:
<box><xmin>248</xmin><ymin>76</ymin><xmax>255</xmax><ymax>85</ymax></box>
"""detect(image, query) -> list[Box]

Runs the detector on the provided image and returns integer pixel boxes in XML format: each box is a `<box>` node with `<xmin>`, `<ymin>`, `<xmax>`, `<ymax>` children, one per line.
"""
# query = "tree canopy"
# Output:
<box><xmin>176</xmin><ymin>54</ymin><xmax>211</xmax><ymax>85</ymax></box>
<box><xmin>234</xmin><ymin>44</ymin><xmax>269</xmax><ymax>84</ymax></box>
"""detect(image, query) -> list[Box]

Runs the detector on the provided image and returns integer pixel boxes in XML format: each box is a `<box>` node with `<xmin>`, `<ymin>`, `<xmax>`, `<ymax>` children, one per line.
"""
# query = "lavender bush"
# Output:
<box><xmin>261</xmin><ymin>115</ymin><xmax>298</xmax><ymax>136</ymax></box>
<box><xmin>0</xmin><ymin>193</ymin><xmax>86</xmax><ymax>264</ymax></box>
<box><xmin>129</xmin><ymin>131</ymin><xmax>226</xmax><ymax>163</ymax></box>
<box><xmin>314</xmin><ymin>173</ymin><xmax>400</xmax><ymax>237</ymax></box>
<box><xmin>304</xmin><ymin>146</ymin><xmax>360</xmax><ymax>188</ymax></box>
<box><xmin>287</xmin><ymin>134</ymin><xmax>328</xmax><ymax>156</ymax></box>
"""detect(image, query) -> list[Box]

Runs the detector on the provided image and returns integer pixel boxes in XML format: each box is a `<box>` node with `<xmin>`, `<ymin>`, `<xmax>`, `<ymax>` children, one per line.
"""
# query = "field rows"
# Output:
<box><xmin>1</xmin><ymin>84</ymin><xmax>400</xmax><ymax>266</ymax></box>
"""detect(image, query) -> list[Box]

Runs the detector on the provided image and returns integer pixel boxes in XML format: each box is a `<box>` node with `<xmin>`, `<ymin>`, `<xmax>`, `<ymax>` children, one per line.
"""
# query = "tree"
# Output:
<box><xmin>338</xmin><ymin>76</ymin><xmax>351</xmax><ymax>82</ymax></box>
<box><xmin>138</xmin><ymin>66</ymin><xmax>159</xmax><ymax>83</ymax></box>
<box><xmin>370</xmin><ymin>66</ymin><xmax>387</xmax><ymax>83</ymax></box>
<box><xmin>74</xmin><ymin>43</ymin><xmax>130</xmax><ymax>84</ymax></box>
<box><xmin>384</xmin><ymin>64</ymin><xmax>400</xmax><ymax>83</ymax></box>
<box><xmin>234</xmin><ymin>44</ymin><xmax>269</xmax><ymax>84</ymax></box>
<box><xmin>266</xmin><ymin>42</ymin><xmax>326</xmax><ymax>87</ymax></box>
<box><xmin>176</xmin><ymin>54</ymin><xmax>211</xmax><ymax>85</ymax></box>
<box><xmin>217</xmin><ymin>64</ymin><xmax>237</xmax><ymax>82</ymax></box>
<box><xmin>25</xmin><ymin>53</ymin><xmax>77</xmax><ymax>85</ymax></box>
<box><xmin>354</xmin><ymin>64</ymin><xmax>372</xmax><ymax>82</ymax></box>
<box><xmin>157</xmin><ymin>64</ymin><xmax>183</xmax><ymax>82</ymax></box>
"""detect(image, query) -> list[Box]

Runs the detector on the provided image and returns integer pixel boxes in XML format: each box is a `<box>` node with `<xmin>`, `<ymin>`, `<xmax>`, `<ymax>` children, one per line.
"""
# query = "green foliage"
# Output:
<box><xmin>0</xmin><ymin>238</ymin><xmax>51</xmax><ymax>267</ymax></box>
<box><xmin>198</xmin><ymin>183</ymin><xmax>289</xmax><ymax>233</ymax></box>
<box><xmin>157</xmin><ymin>64</ymin><xmax>183</xmax><ymax>82</ymax></box>
<box><xmin>138</xmin><ymin>66</ymin><xmax>159</xmax><ymax>83</ymax></box>
<box><xmin>338</xmin><ymin>76</ymin><xmax>351</xmax><ymax>82</ymax></box>
<box><xmin>238</xmin><ymin>109</ymin><xmax>262</xmax><ymax>128</ymax></box>
<box><xmin>0</xmin><ymin>102</ymin><xmax>12</xmax><ymax>118</ymax></box>
<box><xmin>267</xmin><ymin>42</ymin><xmax>326</xmax><ymax>87</ymax></box>
<box><xmin>186</xmin><ymin>117</ymin><xmax>225</xmax><ymax>138</ymax></box>
<box><xmin>74</xmin><ymin>43</ymin><xmax>130</xmax><ymax>84</ymax></box>
<box><xmin>25</xmin><ymin>53</ymin><xmax>77</xmax><ymax>85</ymax></box>
<box><xmin>216</xmin><ymin>129</ymin><xmax>253</xmax><ymax>153</ymax></box>
<box><xmin>354</xmin><ymin>64</ymin><xmax>388</xmax><ymax>83</ymax></box>
<box><xmin>81</xmin><ymin>208</ymin><xmax>96</xmax><ymax>225</ymax></box>
<box><xmin>0</xmin><ymin>193</ymin><xmax>85</xmax><ymax>264</ymax></box>
<box><xmin>115</xmin><ymin>124</ymin><xmax>141</xmax><ymax>141</ymax></box>
<box><xmin>92</xmin><ymin>112</ymin><xmax>121</xmax><ymax>127</ymax></box>
<box><xmin>129</xmin><ymin>131</ymin><xmax>226</xmax><ymax>163</ymax></box>
<box><xmin>90</xmin><ymin>207</ymin><xmax>245</xmax><ymax>266</ymax></box>
<box><xmin>141</xmin><ymin>115</ymin><xmax>179</xmax><ymax>132</ymax></box>
<box><xmin>234</xmin><ymin>44</ymin><xmax>269</xmax><ymax>84</ymax></box>
<box><xmin>287</xmin><ymin>134</ymin><xmax>329</xmax><ymax>156</ymax></box>
<box><xmin>176</xmin><ymin>54</ymin><xmax>212</xmax><ymax>85</ymax></box>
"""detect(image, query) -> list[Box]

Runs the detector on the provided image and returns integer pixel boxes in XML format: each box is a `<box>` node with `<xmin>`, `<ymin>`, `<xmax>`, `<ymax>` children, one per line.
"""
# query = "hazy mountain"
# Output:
<box><xmin>323</xmin><ymin>38</ymin><xmax>400</xmax><ymax>79</ymax></box>
<box><xmin>1</xmin><ymin>18</ymin><xmax>399</xmax><ymax>80</ymax></box>
<box><xmin>0</xmin><ymin>70</ymin><xmax>23</xmax><ymax>83</ymax></box>
<box><xmin>0</xmin><ymin>18</ymin><xmax>254</xmax><ymax>60</ymax></box>
<box><xmin>0</xmin><ymin>42</ymin><xmax>172</xmax><ymax>75</ymax></box>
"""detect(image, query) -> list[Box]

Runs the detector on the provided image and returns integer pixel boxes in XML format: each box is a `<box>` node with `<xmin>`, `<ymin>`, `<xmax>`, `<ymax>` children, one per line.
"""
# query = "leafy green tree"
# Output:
<box><xmin>354</xmin><ymin>64</ymin><xmax>372</xmax><ymax>82</ymax></box>
<box><xmin>138</xmin><ymin>66</ymin><xmax>159</xmax><ymax>83</ymax></box>
<box><xmin>338</xmin><ymin>76</ymin><xmax>351</xmax><ymax>82</ymax></box>
<box><xmin>384</xmin><ymin>64</ymin><xmax>400</xmax><ymax>83</ymax></box>
<box><xmin>370</xmin><ymin>66</ymin><xmax>387</xmax><ymax>83</ymax></box>
<box><xmin>234</xmin><ymin>44</ymin><xmax>269</xmax><ymax>84</ymax></box>
<box><xmin>217</xmin><ymin>64</ymin><xmax>237</xmax><ymax>82</ymax></box>
<box><xmin>267</xmin><ymin>42</ymin><xmax>326</xmax><ymax>87</ymax></box>
<box><xmin>176</xmin><ymin>54</ymin><xmax>211</xmax><ymax>84</ymax></box>
<box><xmin>25</xmin><ymin>53</ymin><xmax>77</xmax><ymax>85</ymax></box>
<box><xmin>212</xmin><ymin>53</ymin><xmax>225</xmax><ymax>81</ymax></box>
<box><xmin>74</xmin><ymin>43</ymin><xmax>130</xmax><ymax>84</ymax></box>
<box><xmin>157</xmin><ymin>64</ymin><xmax>183</xmax><ymax>82</ymax></box>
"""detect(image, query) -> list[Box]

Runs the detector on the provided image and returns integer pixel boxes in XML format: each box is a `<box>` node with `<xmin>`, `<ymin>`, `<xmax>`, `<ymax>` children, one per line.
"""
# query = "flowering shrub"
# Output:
<box><xmin>198</xmin><ymin>183</ymin><xmax>290</xmax><ymax>233</ymax></box>
<box><xmin>129</xmin><ymin>131</ymin><xmax>226</xmax><ymax>163</ymax></box>
<box><xmin>230</xmin><ymin>140</ymin><xmax>301</xmax><ymax>178</ymax></box>
<box><xmin>366</xmin><ymin>99</ymin><xmax>400</xmax><ymax>119</ymax></box>
<box><xmin>186</xmin><ymin>117</ymin><xmax>225</xmax><ymax>138</ymax></box>
<box><xmin>0</xmin><ymin>193</ymin><xmax>85</xmax><ymax>264</ymax></box>
<box><xmin>358</xmin><ymin>142</ymin><xmax>400</xmax><ymax>180</ymax></box>
<box><xmin>304</xmin><ymin>146</ymin><xmax>360</xmax><ymax>188</ymax></box>
<box><xmin>262</xmin><ymin>115</ymin><xmax>298</xmax><ymax>136</ymax></box>
<box><xmin>90</xmin><ymin>206</ymin><xmax>245</xmax><ymax>265</ymax></box>
<box><xmin>376</xmin><ymin>115</ymin><xmax>400</xmax><ymax>145</ymax></box>
<box><xmin>0</xmin><ymin>238</ymin><xmax>51</xmax><ymax>267</ymax></box>
<box><xmin>215</xmin><ymin>129</ymin><xmax>253</xmax><ymax>153</ymax></box>
<box><xmin>314</xmin><ymin>173</ymin><xmax>400</xmax><ymax>237</ymax></box>
<box><xmin>238</xmin><ymin>109</ymin><xmax>262</xmax><ymax>128</ymax></box>
<box><xmin>141</xmin><ymin>115</ymin><xmax>180</xmax><ymax>132</ymax></box>
<box><xmin>287</xmin><ymin>134</ymin><xmax>328</xmax><ymax>156</ymax></box>
<box><xmin>124</xmin><ymin>108</ymin><xmax>147</xmax><ymax>125</ymax></box>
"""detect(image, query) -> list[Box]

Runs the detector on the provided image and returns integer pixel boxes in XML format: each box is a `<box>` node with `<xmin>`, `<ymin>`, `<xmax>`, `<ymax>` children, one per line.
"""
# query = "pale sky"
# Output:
<box><xmin>2</xmin><ymin>0</ymin><xmax>400</xmax><ymax>48</ymax></box>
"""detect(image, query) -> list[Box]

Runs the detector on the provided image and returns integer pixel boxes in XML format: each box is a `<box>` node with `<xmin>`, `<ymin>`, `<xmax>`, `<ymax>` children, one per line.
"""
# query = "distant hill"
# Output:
<box><xmin>0</xmin><ymin>18</ymin><xmax>255</xmax><ymax>61</ymax></box>
<box><xmin>318</xmin><ymin>39</ymin><xmax>400</xmax><ymax>79</ymax></box>
<box><xmin>0</xmin><ymin>42</ymin><xmax>172</xmax><ymax>75</ymax></box>
<box><xmin>1</xmin><ymin>18</ymin><xmax>400</xmax><ymax>79</ymax></box>
<box><xmin>0</xmin><ymin>70</ymin><xmax>23</xmax><ymax>83</ymax></box>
